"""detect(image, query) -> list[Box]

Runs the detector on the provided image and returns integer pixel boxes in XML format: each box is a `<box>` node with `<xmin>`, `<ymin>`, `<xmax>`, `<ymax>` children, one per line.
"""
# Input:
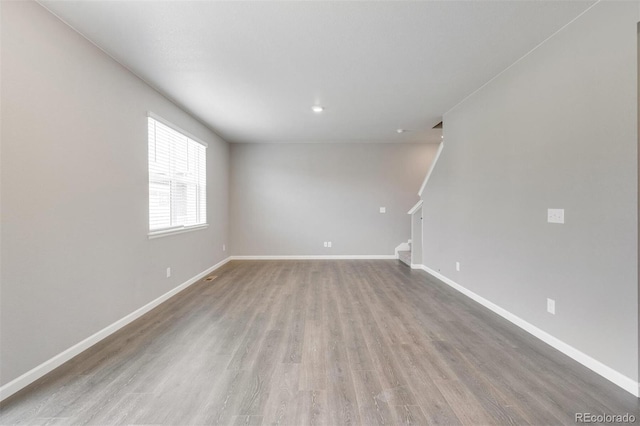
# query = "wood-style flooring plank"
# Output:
<box><xmin>232</xmin><ymin>415</ymin><xmax>263</xmax><ymax>426</ymax></box>
<box><xmin>323</xmin><ymin>265</ymin><xmax>361</xmax><ymax>426</ymax></box>
<box><xmin>294</xmin><ymin>390</ymin><xmax>327</xmax><ymax>426</ymax></box>
<box><xmin>351</xmin><ymin>370</ymin><xmax>394</xmax><ymax>426</ymax></box>
<box><xmin>191</xmin><ymin>368</ymin><xmax>250</xmax><ymax>425</ymax></box>
<box><xmin>391</xmin><ymin>405</ymin><xmax>429</xmax><ymax>426</ymax></box>
<box><xmin>298</xmin><ymin>320</ymin><xmax>326</xmax><ymax>392</ymax></box>
<box><xmin>435</xmin><ymin>379</ymin><xmax>497</xmax><ymax>426</ymax></box>
<box><xmin>346</xmin><ymin>271</ymin><xmax>417</xmax><ymax>406</ymax></box>
<box><xmin>262</xmin><ymin>363</ymin><xmax>299</xmax><ymax>425</ymax></box>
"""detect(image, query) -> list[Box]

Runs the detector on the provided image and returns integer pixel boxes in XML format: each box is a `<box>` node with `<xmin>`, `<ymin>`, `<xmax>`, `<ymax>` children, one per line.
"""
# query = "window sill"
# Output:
<box><xmin>148</xmin><ymin>224</ymin><xmax>209</xmax><ymax>239</ymax></box>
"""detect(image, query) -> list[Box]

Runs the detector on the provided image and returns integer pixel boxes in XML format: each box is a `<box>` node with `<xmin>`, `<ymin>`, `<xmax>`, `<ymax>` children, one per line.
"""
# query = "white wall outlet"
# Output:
<box><xmin>328</xmin><ymin>241</ymin><xmax>332</xmax><ymax>248</ymax></box>
<box><xmin>223</xmin><ymin>244</ymin><xmax>226</xmax><ymax>252</ymax></box>
<box><xmin>379</xmin><ymin>207</ymin><xmax>386</xmax><ymax>213</ymax></box>
<box><xmin>166</xmin><ymin>267</ymin><xmax>171</xmax><ymax>278</ymax></box>
<box><xmin>547</xmin><ymin>298</ymin><xmax>556</xmax><ymax>315</ymax></box>
<box><xmin>455</xmin><ymin>262</ymin><xmax>460</xmax><ymax>272</ymax></box>
<box><xmin>547</xmin><ymin>208</ymin><xmax>565</xmax><ymax>224</ymax></box>
<box><xmin>324</xmin><ymin>242</ymin><xmax>328</xmax><ymax>248</ymax></box>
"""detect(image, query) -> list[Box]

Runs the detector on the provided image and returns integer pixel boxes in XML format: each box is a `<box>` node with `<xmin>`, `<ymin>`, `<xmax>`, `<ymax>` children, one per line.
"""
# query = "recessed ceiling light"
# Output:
<box><xmin>312</xmin><ymin>105</ymin><xmax>324</xmax><ymax>113</ymax></box>
<box><xmin>397</xmin><ymin>128</ymin><xmax>407</xmax><ymax>134</ymax></box>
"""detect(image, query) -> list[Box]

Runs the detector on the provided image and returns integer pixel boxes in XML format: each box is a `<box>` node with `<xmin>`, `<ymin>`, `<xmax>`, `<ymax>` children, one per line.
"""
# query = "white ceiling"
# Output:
<box><xmin>40</xmin><ymin>0</ymin><xmax>594</xmax><ymax>144</ymax></box>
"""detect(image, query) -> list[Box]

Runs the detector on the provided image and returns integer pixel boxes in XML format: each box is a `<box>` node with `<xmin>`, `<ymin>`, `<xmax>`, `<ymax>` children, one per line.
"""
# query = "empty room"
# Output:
<box><xmin>1</xmin><ymin>0</ymin><xmax>639</xmax><ymax>425</ymax></box>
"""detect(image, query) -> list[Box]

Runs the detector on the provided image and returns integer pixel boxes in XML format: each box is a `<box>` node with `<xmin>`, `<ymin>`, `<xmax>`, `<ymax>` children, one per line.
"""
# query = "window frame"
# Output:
<box><xmin>147</xmin><ymin>112</ymin><xmax>208</xmax><ymax>239</ymax></box>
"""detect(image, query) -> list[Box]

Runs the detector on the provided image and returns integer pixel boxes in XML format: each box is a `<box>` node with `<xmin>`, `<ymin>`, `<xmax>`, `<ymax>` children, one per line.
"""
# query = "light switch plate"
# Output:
<box><xmin>547</xmin><ymin>298</ymin><xmax>556</xmax><ymax>315</ymax></box>
<box><xmin>547</xmin><ymin>208</ymin><xmax>564</xmax><ymax>224</ymax></box>
<box><xmin>379</xmin><ymin>207</ymin><xmax>386</xmax><ymax>213</ymax></box>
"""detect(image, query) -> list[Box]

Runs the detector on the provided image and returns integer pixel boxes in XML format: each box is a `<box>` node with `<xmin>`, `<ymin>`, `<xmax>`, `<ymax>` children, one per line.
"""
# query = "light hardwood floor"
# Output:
<box><xmin>1</xmin><ymin>260</ymin><xmax>638</xmax><ymax>425</ymax></box>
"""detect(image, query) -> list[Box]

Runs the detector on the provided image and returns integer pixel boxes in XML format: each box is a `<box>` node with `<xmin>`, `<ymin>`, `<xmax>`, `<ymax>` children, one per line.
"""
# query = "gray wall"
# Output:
<box><xmin>0</xmin><ymin>2</ymin><xmax>229</xmax><ymax>386</ymax></box>
<box><xmin>230</xmin><ymin>143</ymin><xmax>437</xmax><ymax>256</ymax></box>
<box><xmin>422</xmin><ymin>2</ymin><xmax>639</xmax><ymax>381</ymax></box>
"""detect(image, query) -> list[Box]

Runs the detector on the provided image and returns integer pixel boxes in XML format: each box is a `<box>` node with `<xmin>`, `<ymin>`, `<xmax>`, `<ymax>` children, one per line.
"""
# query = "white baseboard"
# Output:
<box><xmin>0</xmin><ymin>256</ymin><xmax>232</xmax><ymax>402</ymax></box>
<box><xmin>410</xmin><ymin>263</ymin><xmax>422</xmax><ymax>269</ymax></box>
<box><xmin>415</xmin><ymin>264</ymin><xmax>639</xmax><ymax>397</ymax></box>
<box><xmin>230</xmin><ymin>255</ymin><xmax>397</xmax><ymax>260</ymax></box>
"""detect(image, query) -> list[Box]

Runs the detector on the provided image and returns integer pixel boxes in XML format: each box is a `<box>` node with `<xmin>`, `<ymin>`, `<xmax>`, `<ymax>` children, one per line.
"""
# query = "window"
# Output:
<box><xmin>148</xmin><ymin>114</ymin><xmax>207</xmax><ymax>237</ymax></box>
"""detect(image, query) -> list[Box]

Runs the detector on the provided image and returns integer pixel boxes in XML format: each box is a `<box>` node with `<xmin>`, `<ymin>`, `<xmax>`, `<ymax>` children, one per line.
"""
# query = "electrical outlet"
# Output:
<box><xmin>547</xmin><ymin>209</ymin><xmax>565</xmax><ymax>224</ymax></box>
<box><xmin>324</xmin><ymin>242</ymin><xmax>328</xmax><ymax>248</ymax></box>
<box><xmin>379</xmin><ymin>207</ymin><xmax>386</xmax><ymax>213</ymax></box>
<box><xmin>166</xmin><ymin>267</ymin><xmax>171</xmax><ymax>278</ymax></box>
<box><xmin>328</xmin><ymin>241</ymin><xmax>332</xmax><ymax>248</ymax></box>
<box><xmin>223</xmin><ymin>244</ymin><xmax>226</xmax><ymax>252</ymax></box>
<box><xmin>455</xmin><ymin>262</ymin><xmax>460</xmax><ymax>272</ymax></box>
<box><xmin>547</xmin><ymin>298</ymin><xmax>555</xmax><ymax>315</ymax></box>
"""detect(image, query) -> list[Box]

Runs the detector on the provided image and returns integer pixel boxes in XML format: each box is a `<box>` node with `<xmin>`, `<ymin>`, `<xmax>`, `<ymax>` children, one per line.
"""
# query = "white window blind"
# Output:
<box><xmin>148</xmin><ymin>115</ymin><xmax>207</xmax><ymax>233</ymax></box>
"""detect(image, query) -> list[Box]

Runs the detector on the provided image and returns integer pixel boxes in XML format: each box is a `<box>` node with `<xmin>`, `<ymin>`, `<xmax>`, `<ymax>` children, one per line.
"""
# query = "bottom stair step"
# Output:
<box><xmin>398</xmin><ymin>250</ymin><xmax>411</xmax><ymax>267</ymax></box>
